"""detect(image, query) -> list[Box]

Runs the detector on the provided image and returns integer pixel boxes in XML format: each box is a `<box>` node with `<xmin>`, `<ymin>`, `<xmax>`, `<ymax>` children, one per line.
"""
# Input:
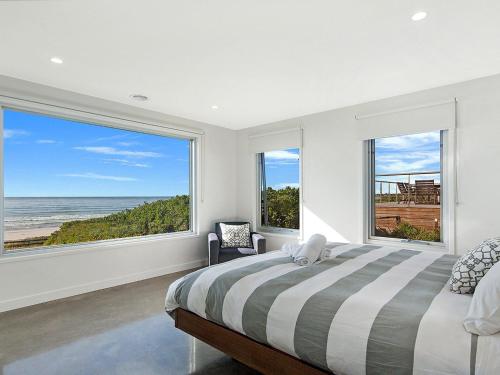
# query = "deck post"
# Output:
<box><xmin>407</xmin><ymin>174</ymin><xmax>411</xmax><ymax>206</ymax></box>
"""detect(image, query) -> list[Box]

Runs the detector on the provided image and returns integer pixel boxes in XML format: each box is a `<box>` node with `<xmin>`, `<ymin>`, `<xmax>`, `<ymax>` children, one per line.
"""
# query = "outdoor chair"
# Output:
<box><xmin>396</xmin><ymin>182</ymin><xmax>412</xmax><ymax>204</ymax></box>
<box><xmin>415</xmin><ymin>180</ymin><xmax>438</xmax><ymax>205</ymax></box>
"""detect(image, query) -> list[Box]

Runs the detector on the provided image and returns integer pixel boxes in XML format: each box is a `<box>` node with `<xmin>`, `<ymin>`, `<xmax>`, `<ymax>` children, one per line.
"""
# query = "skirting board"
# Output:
<box><xmin>0</xmin><ymin>258</ymin><xmax>206</xmax><ymax>313</ymax></box>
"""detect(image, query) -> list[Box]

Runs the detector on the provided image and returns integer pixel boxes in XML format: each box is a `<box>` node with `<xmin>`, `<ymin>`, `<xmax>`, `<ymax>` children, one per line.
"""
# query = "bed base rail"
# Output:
<box><xmin>174</xmin><ymin>308</ymin><xmax>329</xmax><ymax>375</ymax></box>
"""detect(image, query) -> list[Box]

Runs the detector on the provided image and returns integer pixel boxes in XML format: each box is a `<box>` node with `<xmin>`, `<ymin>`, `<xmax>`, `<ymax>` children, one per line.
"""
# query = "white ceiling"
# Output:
<box><xmin>1</xmin><ymin>1</ymin><xmax>500</xmax><ymax>129</ymax></box>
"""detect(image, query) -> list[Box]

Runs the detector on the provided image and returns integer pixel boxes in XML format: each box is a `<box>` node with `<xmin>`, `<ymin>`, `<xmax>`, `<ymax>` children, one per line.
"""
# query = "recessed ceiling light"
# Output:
<box><xmin>130</xmin><ymin>94</ymin><xmax>149</xmax><ymax>101</ymax></box>
<box><xmin>211</xmin><ymin>105</ymin><xmax>219</xmax><ymax>110</ymax></box>
<box><xmin>411</xmin><ymin>11</ymin><xmax>427</xmax><ymax>21</ymax></box>
<box><xmin>50</xmin><ymin>56</ymin><xmax>63</xmax><ymax>64</ymax></box>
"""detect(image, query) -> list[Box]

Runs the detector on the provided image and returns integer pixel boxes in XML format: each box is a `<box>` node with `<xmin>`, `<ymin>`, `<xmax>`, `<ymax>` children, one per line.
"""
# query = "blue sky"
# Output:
<box><xmin>4</xmin><ymin>110</ymin><xmax>436</xmax><ymax>197</ymax></box>
<box><xmin>375</xmin><ymin>131</ymin><xmax>441</xmax><ymax>193</ymax></box>
<box><xmin>260</xmin><ymin>133</ymin><xmax>441</xmax><ymax>192</ymax></box>
<box><xmin>264</xmin><ymin>148</ymin><xmax>299</xmax><ymax>189</ymax></box>
<box><xmin>4</xmin><ymin>109</ymin><xmax>190</xmax><ymax>197</ymax></box>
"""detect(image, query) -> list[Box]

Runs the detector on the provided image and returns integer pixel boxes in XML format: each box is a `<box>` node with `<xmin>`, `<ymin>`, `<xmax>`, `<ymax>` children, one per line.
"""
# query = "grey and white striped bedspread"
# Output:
<box><xmin>165</xmin><ymin>243</ymin><xmax>500</xmax><ymax>375</ymax></box>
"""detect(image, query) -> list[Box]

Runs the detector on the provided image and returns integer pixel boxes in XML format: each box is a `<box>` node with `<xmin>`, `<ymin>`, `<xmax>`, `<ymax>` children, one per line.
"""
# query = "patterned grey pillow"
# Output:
<box><xmin>220</xmin><ymin>223</ymin><xmax>251</xmax><ymax>248</ymax></box>
<box><xmin>450</xmin><ymin>237</ymin><xmax>500</xmax><ymax>294</ymax></box>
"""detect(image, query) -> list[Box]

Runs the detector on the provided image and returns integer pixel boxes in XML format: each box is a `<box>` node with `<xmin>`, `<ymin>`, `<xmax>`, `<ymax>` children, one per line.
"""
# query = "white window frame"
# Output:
<box><xmin>364</xmin><ymin>129</ymin><xmax>456</xmax><ymax>253</ymax></box>
<box><xmin>0</xmin><ymin>97</ymin><xmax>200</xmax><ymax>257</ymax></box>
<box><xmin>256</xmin><ymin>149</ymin><xmax>301</xmax><ymax>236</ymax></box>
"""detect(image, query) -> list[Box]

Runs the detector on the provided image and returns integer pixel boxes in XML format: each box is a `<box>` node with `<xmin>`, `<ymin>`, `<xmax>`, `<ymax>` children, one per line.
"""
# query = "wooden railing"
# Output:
<box><xmin>375</xmin><ymin>171</ymin><xmax>440</xmax><ymax>204</ymax></box>
<box><xmin>4</xmin><ymin>236</ymin><xmax>48</xmax><ymax>251</ymax></box>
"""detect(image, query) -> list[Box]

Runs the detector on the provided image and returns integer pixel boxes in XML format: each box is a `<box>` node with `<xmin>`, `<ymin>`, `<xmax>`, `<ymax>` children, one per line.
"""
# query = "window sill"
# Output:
<box><xmin>366</xmin><ymin>237</ymin><xmax>448</xmax><ymax>253</ymax></box>
<box><xmin>258</xmin><ymin>228</ymin><xmax>300</xmax><ymax>239</ymax></box>
<box><xmin>0</xmin><ymin>232</ymin><xmax>200</xmax><ymax>264</ymax></box>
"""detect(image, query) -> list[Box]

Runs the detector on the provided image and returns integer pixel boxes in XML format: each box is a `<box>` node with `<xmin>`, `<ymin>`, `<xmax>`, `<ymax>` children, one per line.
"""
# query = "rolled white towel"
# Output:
<box><xmin>281</xmin><ymin>242</ymin><xmax>303</xmax><ymax>258</ymax></box>
<box><xmin>294</xmin><ymin>234</ymin><xmax>327</xmax><ymax>266</ymax></box>
<box><xmin>318</xmin><ymin>248</ymin><xmax>332</xmax><ymax>263</ymax></box>
<box><xmin>317</xmin><ymin>242</ymin><xmax>340</xmax><ymax>263</ymax></box>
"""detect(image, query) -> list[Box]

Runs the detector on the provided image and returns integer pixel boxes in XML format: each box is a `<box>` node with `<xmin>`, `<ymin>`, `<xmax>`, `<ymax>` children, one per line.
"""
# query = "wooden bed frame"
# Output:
<box><xmin>174</xmin><ymin>308</ymin><xmax>329</xmax><ymax>375</ymax></box>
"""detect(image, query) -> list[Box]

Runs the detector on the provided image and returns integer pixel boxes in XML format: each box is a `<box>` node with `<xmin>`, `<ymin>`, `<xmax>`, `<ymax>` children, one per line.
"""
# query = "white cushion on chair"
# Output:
<box><xmin>219</xmin><ymin>223</ymin><xmax>251</xmax><ymax>248</ymax></box>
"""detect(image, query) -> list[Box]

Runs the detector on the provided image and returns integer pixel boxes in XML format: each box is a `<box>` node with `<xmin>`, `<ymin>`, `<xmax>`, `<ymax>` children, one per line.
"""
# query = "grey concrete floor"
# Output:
<box><xmin>0</xmin><ymin>270</ymin><xmax>260</xmax><ymax>375</ymax></box>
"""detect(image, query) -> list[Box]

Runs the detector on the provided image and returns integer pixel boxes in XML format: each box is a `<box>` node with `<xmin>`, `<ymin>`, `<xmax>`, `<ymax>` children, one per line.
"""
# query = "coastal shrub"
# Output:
<box><xmin>264</xmin><ymin>187</ymin><xmax>299</xmax><ymax>229</ymax></box>
<box><xmin>376</xmin><ymin>221</ymin><xmax>441</xmax><ymax>242</ymax></box>
<box><xmin>44</xmin><ymin>195</ymin><xmax>190</xmax><ymax>245</ymax></box>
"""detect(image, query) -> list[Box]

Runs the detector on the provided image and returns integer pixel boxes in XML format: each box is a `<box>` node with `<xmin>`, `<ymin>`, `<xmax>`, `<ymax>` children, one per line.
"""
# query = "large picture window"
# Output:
<box><xmin>2</xmin><ymin>108</ymin><xmax>194</xmax><ymax>253</ymax></box>
<box><xmin>258</xmin><ymin>148</ymin><xmax>300</xmax><ymax>231</ymax></box>
<box><xmin>367</xmin><ymin>131</ymin><xmax>445</xmax><ymax>244</ymax></box>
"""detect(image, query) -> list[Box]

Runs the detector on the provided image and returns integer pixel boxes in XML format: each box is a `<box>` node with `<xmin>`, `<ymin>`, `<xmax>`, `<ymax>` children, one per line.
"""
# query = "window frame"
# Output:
<box><xmin>0</xmin><ymin>99</ymin><xmax>200</xmax><ymax>257</ymax></box>
<box><xmin>256</xmin><ymin>149</ymin><xmax>301</xmax><ymax>236</ymax></box>
<box><xmin>364</xmin><ymin>130</ymin><xmax>455</xmax><ymax>252</ymax></box>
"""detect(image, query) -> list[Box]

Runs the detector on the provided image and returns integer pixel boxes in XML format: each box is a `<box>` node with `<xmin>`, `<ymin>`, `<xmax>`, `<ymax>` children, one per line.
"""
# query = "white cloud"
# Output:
<box><xmin>4</xmin><ymin>129</ymin><xmax>30</xmax><ymax>139</ymax></box>
<box><xmin>376</xmin><ymin>132</ymin><xmax>440</xmax><ymax>150</ymax></box>
<box><xmin>60</xmin><ymin>172</ymin><xmax>138</xmax><ymax>182</ymax></box>
<box><xmin>266</xmin><ymin>160</ymin><xmax>299</xmax><ymax>166</ymax></box>
<box><xmin>375</xmin><ymin>132</ymin><xmax>441</xmax><ymax>176</ymax></box>
<box><xmin>116</xmin><ymin>141</ymin><xmax>139</xmax><ymax>147</ymax></box>
<box><xmin>104</xmin><ymin>158</ymin><xmax>150</xmax><ymax>168</ymax></box>
<box><xmin>376</xmin><ymin>151</ymin><xmax>440</xmax><ymax>174</ymax></box>
<box><xmin>273</xmin><ymin>182</ymin><xmax>300</xmax><ymax>189</ymax></box>
<box><xmin>95</xmin><ymin>134</ymin><xmax>128</xmax><ymax>142</ymax></box>
<box><xmin>74</xmin><ymin>146</ymin><xmax>163</xmax><ymax>158</ymax></box>
<box><xmin>264</xmin><ymin>150</ymin><xmax>299</xmax><ymax>166</ymax></box>
<box><xmin>265</xmin><ymin>150</ymin><xmax>299</xmax><ymax>160</ymax></box>
<box><xmin>36</xmin><ymin>139</ymin><xmax>56</xmax><ymax>144</ymax></box>
<box><xmin>377</xmin><ymin>151</ymin><xmax>440</xmax><ymax>164</ymax></box>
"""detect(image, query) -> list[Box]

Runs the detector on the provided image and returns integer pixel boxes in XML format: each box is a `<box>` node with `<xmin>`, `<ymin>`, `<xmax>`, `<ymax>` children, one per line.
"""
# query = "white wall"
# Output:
<box><xmin>0</xmin><ymin>76</ymin><xmax>238</xmax><ymax>312</ymax></box>
<box><xmin>3</xmin><ymin>73</ymin><xmax>500</xmax><ymax>312</ymax></box>
<box><xmin>236</xmin><ymin>74</ymin><xmax>500</xmax><ymax>255</ymax></box>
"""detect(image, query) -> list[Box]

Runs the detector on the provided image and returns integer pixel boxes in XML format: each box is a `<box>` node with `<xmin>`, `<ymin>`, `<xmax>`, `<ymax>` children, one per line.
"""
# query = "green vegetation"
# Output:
<box><xmin>376</xmin><ymin>221</ymin><xmax>441</xmax><ymax>242</ymax></box>
<box><xmin>44</xmin><ymin>196</ymin><xmax>190</xmax><ymax>246</ymax></box>
<box><xmin>263</xmin><ymin>187</ymin><xmax>299</xmax><ymax>229</ymax></box>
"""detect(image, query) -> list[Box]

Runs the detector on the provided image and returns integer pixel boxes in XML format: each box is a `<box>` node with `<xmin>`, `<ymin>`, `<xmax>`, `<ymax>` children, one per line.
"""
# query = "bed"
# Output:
<box><xmin>165</xmin><ymin>243</ymin><xmax>500</xmax><ymax>375</ymax></box>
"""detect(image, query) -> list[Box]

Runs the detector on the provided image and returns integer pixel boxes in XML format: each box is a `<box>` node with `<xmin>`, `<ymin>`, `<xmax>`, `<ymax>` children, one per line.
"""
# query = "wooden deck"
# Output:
<box><xmin>4</xmin><ymin>236</ymin><xmax>48</xmax><ymax>251</ymax></box>
<box><xmin>375</xmin><ymin>203</ymin><xmax>440</xmax><ymax>231</ymax></box>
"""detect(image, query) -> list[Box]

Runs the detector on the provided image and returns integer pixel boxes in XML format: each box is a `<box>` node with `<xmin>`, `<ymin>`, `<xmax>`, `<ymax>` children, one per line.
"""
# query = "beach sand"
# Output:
<box><xmin>5</xmin><ymin>227</ymin><xmax>59</xmax><ymax>241</ymax></box>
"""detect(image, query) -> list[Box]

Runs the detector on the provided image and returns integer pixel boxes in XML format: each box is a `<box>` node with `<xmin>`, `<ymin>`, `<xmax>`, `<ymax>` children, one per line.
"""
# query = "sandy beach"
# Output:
<box><xmin>5</xmin><ymin>227</ymin><xmax>59</xmax><ymax>241</ymax></box>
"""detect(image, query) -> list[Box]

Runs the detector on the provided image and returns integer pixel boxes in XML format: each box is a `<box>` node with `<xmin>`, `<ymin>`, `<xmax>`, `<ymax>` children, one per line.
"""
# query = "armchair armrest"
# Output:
<box><xmin>208</xmin><ymin>232</ymin><xmax>220</xmax><ymax>266</ymax></box>
<box><xmin>252</xmin><ymin>233</ymin><xmax>266</xmax><ymax>254</ymax></box>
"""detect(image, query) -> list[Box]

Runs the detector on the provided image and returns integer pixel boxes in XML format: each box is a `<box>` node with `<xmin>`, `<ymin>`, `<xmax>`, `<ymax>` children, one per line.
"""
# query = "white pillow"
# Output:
<box><xmin>219</xmin><ymin>223</ymin><xmax>251</xmax><ymax>248</ymax></box>
<box><xmin>463</xmin><ymin>261</ymin><xmax>500</xmax><ymax>335</ymax></box>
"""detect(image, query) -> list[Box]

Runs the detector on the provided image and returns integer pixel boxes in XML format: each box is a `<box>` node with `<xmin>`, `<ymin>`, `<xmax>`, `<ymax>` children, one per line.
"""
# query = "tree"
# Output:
<box><xmin>263</xmin><ymin>187</ymin><xmax>299</xmax><ymax>229</ymax></box>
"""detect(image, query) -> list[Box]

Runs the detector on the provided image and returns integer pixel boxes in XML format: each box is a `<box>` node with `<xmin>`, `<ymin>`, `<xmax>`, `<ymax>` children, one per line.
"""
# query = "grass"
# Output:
<box><xmin>44</xmin><ymin>195</ymin><xmax>190</xmax><ymax>246</ymax></box>
<box><xmin>376</xmin><ymin>221</ymin><xmax>441</xmax><ymax>242</ymax></box>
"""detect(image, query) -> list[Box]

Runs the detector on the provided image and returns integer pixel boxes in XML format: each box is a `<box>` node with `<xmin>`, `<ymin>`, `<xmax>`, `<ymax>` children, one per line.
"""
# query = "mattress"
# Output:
<box><xmin>165</xmin><ymin>243</ymin><xmax>500</xmax><ymax>375</ymax></box>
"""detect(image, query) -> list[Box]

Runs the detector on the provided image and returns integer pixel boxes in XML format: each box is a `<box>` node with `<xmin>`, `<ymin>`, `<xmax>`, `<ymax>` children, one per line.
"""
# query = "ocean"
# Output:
<box><xmin>4</xmin><ymin>197</ymin><xmax>170</xmax><ymax>232</ymax></box>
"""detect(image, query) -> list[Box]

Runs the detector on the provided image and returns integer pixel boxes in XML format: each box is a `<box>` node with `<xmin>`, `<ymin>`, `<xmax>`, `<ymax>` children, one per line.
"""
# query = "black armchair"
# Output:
<box><xmin>208</xmin><ymin>221</ymin><xmax>266</xmax><ymax>265</ymax></box>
